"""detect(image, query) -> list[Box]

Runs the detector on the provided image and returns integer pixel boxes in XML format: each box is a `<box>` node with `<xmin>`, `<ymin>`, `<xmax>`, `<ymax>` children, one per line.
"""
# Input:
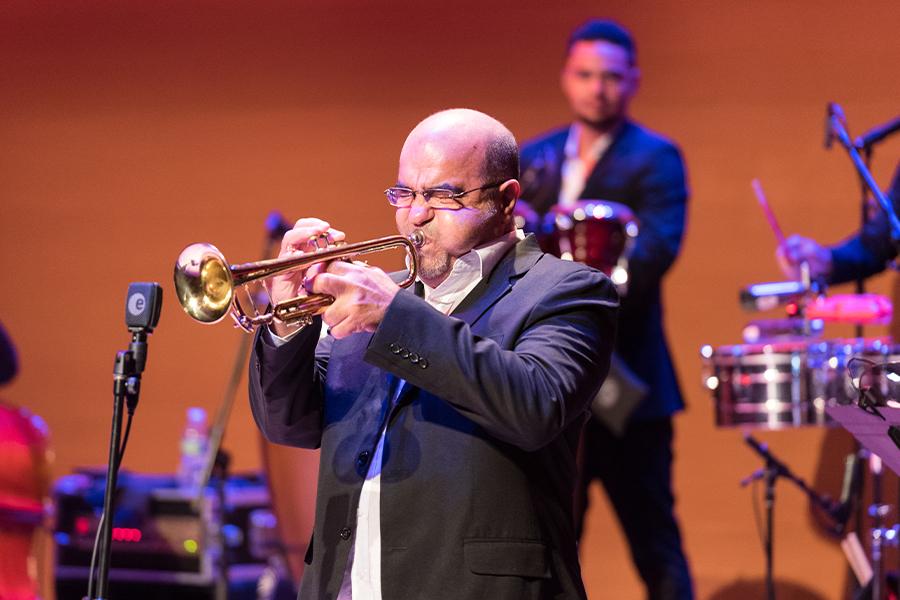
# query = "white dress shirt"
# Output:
<box><xmin>558</xmin><ymin>123</ymin><xmax>612</xmax><ymax>207</ymax></box>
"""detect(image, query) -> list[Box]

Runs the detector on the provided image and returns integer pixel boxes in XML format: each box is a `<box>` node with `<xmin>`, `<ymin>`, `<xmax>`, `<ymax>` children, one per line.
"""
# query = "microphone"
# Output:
<box><xmin>855</xmin><ymin>115</ymin><xmax>900</xmax><ymax>151</ymax></box>
<box><xmin>265</xmin><ymin>211</ymin><xmax>292</xmax><ymax>241</ymax></box>
<box><xmin>125</xmin><ymin>282</ymin><xmax>163</xmax><ymax>334</ymax></box>
<box><xmin>124</xmin><ymin>282</ymin><xmax>162</xmax><ymax>375</ymax></box>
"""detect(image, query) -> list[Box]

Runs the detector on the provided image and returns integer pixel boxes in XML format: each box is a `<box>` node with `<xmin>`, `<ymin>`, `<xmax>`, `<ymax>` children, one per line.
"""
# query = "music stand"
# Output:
<box><xmin>826</xmin><ymin>406</ymin><xmax>900</xmax><ymax>476</ymax></box>
<box><xmin>827</xmin><ymin>405</ymin><xmax>900</xmax><ymax>600</ymax></box>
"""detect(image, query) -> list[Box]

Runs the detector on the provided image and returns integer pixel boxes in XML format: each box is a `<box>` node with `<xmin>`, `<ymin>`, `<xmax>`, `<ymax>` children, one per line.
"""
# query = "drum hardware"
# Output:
<box><xmin>173</xmin><ymin>231</ymin><xmax>424</xmax><ymax>332</ymax></box>
<box><xmin>742</xmin><ymin>317</ymin><xmax>824</xmax><ymax>344</ymax></box>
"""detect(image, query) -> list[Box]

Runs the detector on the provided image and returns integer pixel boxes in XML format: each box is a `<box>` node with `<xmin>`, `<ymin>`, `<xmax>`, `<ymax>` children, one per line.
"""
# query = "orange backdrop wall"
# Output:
<box><xmin>2</xmin><ymin>1</ymin><xmax>900</xmax><ymax>598</ymax></box>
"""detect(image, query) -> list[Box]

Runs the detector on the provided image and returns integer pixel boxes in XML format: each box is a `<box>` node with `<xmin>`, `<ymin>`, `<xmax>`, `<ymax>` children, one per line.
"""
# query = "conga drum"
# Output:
<box><xmin>526</xmin><ymin>199</ymin><xmax>638</xmax><ymax>291</ymax></box>
<box><xmin>0</xmin><ymin>401</ymin><xmax>51</xmax><ymax>600</ymax></box>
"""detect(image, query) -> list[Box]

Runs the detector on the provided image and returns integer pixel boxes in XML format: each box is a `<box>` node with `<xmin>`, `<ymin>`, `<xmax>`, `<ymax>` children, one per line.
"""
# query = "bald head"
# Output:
<box><xmin>393</xmin><ymin>109</ymin><xmax>521</xmax><ymax>287</ymax></box>
<box><xmin>401</xmin><ymin>109</ymin><xmax>519</xmax><ymax>187</ymax></box>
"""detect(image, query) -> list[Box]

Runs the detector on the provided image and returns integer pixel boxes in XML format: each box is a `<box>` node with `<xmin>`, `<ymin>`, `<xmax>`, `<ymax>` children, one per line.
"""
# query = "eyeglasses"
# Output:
<box><xmin>847</xmin><ymin>357</ymin><xmax>900</xmax><ymax>420</ymax></box>
<box><xmin>383</xmin><ymin>181</ymin><xmax>506</xmax><ymax>209</ymax></box>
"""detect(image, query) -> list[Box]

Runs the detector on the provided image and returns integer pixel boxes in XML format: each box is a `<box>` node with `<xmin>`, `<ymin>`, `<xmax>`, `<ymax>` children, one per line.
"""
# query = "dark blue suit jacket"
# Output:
<box><xmin>520</xmin><ymin>120</ymin><xmax>688</xmax><ymax>419</ymax></box>
<box><xmin>249</xmin><ymin>236</ymin><xmax>618</xmax><ymax>600</ymax></box>
<box><xmin>830</xmin><ymin>162</ymin><xmax>900</xmax><ymax>284</ymax></box>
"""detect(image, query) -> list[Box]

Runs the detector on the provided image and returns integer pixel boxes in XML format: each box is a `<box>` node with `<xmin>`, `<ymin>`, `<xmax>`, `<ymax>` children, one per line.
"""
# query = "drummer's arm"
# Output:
<box><xmin>627</xmin><ymin>143</ymin><xmax>688</xmax><ymax>298</ymax></box>
<box><xmin>829</xmin><ymin>221</ymin><xmax>894</xmax><ymax>285</ymax></box>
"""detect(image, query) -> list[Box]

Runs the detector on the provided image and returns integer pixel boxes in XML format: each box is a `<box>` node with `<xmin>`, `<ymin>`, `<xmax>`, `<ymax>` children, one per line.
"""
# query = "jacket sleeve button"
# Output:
<box><xmin>409</xmin><ymin>353</ymin><xmax>419</xmax><ymax>364</ymax></box>
<box><xmin>419</xmin><ymin>358</ymin><xmax>428</xmax><ymax>369</ymax></box>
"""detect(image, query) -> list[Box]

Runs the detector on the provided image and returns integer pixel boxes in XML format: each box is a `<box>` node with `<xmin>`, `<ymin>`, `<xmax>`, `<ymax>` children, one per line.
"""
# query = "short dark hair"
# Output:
<box><xmin>566</xmin><ymin>19</ymin><xmax>636</xmax><ymax>65</ymax></box>
<box><xmin>482</xmin><ymin>135</ymin><xmax>519</xmax><ymax>196</ymax></box>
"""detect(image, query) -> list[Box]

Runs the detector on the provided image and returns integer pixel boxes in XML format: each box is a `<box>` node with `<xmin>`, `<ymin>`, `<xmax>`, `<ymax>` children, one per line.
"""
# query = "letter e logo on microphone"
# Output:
<box><xmin>128</xmin><ymin>293</ymin><xmax>147</xmax><ymax>317</ymax></box>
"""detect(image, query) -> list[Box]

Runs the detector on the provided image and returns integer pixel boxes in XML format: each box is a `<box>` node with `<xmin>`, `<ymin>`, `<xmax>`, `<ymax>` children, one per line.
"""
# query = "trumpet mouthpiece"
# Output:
<box><xmin>409</xmin><ymin>230</ymin><xmax>425</xmax><ymax>248</ymax></box>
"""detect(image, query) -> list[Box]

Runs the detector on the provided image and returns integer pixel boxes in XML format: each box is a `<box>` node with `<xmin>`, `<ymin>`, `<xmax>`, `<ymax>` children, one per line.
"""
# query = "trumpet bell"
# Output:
<box><xmin>174</xmin><ymin>243</ymin><xmax>235</xmax><ymax>324</ymax></box>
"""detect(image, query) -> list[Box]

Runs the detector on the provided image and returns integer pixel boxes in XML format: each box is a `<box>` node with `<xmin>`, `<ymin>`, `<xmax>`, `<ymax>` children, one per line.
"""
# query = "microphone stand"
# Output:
<box><xmin>827</xmin><ymin>105</ymin><xmax>900</xmax><ymax>253</ymax></box>
<box><xmin>741</xmin><ymin>434</ymin><xmax>840</xmax><ymax>600</ymax></box>
<box><xmin>855</xmin><ymin>144</ymin><xmax>872</xmax><ymax>339</ymax></box>
<box><xmin>95</xmin><ymin>331</ymin><xmax>149</xmax><ymax>600</ymax></box>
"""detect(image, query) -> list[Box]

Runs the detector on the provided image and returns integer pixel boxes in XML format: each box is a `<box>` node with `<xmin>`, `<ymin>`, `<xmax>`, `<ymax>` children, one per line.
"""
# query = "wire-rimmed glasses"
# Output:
<box><xmin>384</xmin><ymin>181</ymin><xmax>506</xmax><ymax>209</ymax></box>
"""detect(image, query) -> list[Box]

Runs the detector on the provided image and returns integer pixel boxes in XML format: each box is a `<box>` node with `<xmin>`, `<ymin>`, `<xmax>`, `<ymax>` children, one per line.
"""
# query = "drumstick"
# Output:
<box><xmin>751</xmin><ymin>178</ymin><xmax>786</xmax><ymax>247</ymax></box>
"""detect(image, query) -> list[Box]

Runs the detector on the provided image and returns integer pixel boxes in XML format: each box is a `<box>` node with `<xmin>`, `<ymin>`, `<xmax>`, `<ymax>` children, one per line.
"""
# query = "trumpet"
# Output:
<box><xmin>174</xmin><ymin>231</ymin><xmax>424</xmax><ymax>332</ymax></box>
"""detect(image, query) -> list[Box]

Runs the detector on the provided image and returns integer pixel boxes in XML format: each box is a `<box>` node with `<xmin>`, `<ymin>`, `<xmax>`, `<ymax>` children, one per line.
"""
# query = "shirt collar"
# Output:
<box><xmin>421</xmin><ymin>229</ymin><xmax>524</xmax><ymax>308</ymax></box>
<box><xmin>564</xmin><ymin>122</ymin><xmax>612</xmax><ymax>161</ymax></box>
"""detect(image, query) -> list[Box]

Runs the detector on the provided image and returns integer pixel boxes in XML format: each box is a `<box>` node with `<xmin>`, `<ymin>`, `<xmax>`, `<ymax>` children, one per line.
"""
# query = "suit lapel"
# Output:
<box><xmin>450</xmin><ymin>235</ymin><xmax>543</xmax><ymax>326</ymax></box>
<box><xmin>393</xmin><ymin>236</ymin><xmax>545</xmax><ymax>408</ymax></box>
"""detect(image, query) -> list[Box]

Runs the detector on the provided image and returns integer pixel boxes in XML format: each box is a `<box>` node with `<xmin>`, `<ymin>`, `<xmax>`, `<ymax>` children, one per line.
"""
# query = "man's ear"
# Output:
<box><xmin>499</xmin><ymin>179</ymin><xmax>520</xmax><ymax>217</ymax></box>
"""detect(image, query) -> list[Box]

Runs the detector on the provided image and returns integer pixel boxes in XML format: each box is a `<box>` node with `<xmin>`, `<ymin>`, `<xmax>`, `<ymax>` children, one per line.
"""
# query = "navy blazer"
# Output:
<box><xmin>830</xmin><ymin>162</ymin><xmax>900</xmax><ymax>284</ymax></box>
<box><xmin>249</xmin><ymin>235</ymin><xmax>618</xmax><ymax>600</ymax></box>
<box><xmin>520</xmin><ymin>120</ymin><xmax>688</xmax><ymax>419</ymax></box>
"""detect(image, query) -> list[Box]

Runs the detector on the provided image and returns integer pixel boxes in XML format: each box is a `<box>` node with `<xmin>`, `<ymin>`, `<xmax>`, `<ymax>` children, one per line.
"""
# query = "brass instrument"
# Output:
<box><xmin>173</xmin><ymin>231</ymin><xmax>424</xmax><ymax>332</ymax></box>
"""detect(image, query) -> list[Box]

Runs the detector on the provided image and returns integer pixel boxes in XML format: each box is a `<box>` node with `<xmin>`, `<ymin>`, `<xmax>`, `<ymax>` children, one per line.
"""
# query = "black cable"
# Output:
<box><xmin>86</xmin><ymin>512</ymin><xmax>105</xmax><ymax>600</ymax></box>
<box><xmin>86</xmin><ymin>410</ymin><xmax>135</xmax><ymax>599</ymax></box>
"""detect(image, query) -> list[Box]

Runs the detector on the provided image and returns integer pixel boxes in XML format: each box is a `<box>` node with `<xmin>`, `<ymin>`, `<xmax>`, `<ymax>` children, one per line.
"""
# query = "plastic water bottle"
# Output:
<box><xmin>177</xmin><ymin>407</ymin><xmax>209</xmax><ymax>492</ymax></box>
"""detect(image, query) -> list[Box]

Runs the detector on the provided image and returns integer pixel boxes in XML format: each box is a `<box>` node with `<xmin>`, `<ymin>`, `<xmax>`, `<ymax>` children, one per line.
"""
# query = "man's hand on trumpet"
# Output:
<box><xmin>267</xmin><ymin>217</ymin><xmax>403</xmax><ymax>340</ymax></box>
<box><xmin>267</xmin><ymin>218</ymin><xmax>345</xmax><ymax>338</ymax></box>
<box><xmin>304</xmin><ymin>260</ymin><xmax>401</xmax><ymax>339</ymax></box>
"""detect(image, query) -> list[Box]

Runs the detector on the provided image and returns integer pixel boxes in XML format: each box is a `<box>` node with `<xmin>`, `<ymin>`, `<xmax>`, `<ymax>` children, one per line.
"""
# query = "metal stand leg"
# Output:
<box><xmin>870</xmin><ymin>453</ymin><xmax>886</xmax><ymax>600</ymax></box>
<box><xmin>765</xmin><ymin>463</ymin><xmax>776</xmax><ymax>600</ymax></box>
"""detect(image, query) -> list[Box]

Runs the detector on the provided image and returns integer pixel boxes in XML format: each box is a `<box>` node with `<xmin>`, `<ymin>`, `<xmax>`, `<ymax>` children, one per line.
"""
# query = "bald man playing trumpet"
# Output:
<box><xmin>249</xmin><ymin>108</ymin><xmax>618</xmax><ymax>600</ymax></box>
